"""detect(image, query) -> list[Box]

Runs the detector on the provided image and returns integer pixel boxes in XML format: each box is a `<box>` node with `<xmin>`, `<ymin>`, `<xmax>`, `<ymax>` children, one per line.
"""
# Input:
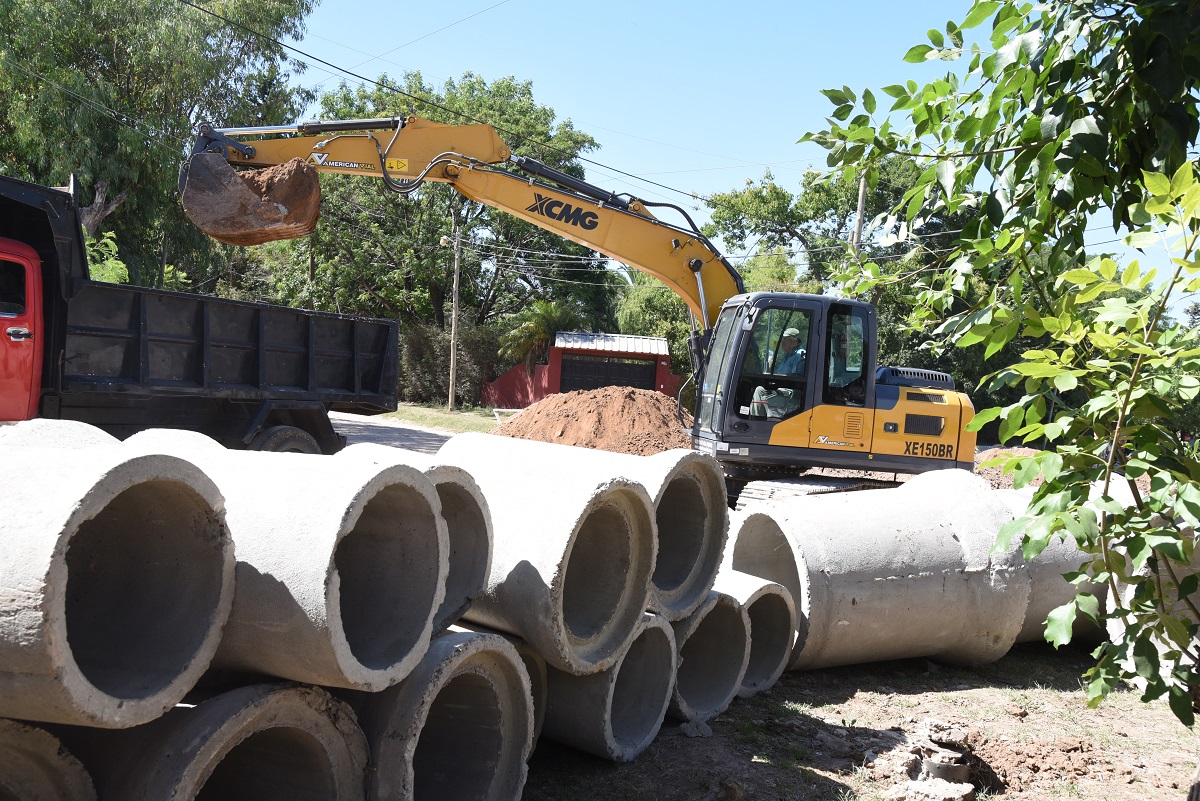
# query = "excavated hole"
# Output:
<box><xmin>194</xmin><ymin>727</ymin><xmax>337</xmax><ymax>801</ymax></box>
<box><xmin>413</xmin><ymin>672</ymin><xmax>504</xmax><ymax>801</ymax></box>
<box><xmin>653</xmin><ymin>476</ymin><xmax>706</xmax><ymax>593</ymax></box>
<box><xmin>743</xmin><ymin>593</ymin><xmax>792</xmax><ymax>689</ymax></box>
<box><xmin>610</xmin><ymin>624</ymin><xmax>673</xmax><ymax>749</ymax></box>
<box><xmin>335</xmin><ymin>482</ymin><xmax>440</xmax><ymax>671</ymax></box>
<box><xmin>731</xmin><ymin>522</ymin><xmax>807</xmax><ymax>651</ymax></box>
<box><xmin>433</xmin><ymin>482</ymin><xmax>489</xmax><ymax>623</ymax></box>
<box><xmin>562</xmin><ymin>504</ymin><xmax>632</xmax><ymax>642</ymax></box>
<box><xmin>677</xmin><ymin>602</ymin><xmax>747</xmax><ymax>716</ymax></box>
<box><xmin>65</xmin><ymin>480</ymin><xmax>225</xmax><ymax>699</ymax></box>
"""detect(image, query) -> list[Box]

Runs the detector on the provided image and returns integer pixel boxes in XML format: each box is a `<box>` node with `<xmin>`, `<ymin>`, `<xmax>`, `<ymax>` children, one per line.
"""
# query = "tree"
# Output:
<box><xmin>703</xmin><ymin>157</ymin><xmax>960</xmax><ymax>283</ymax></box>
<box><xmin>807</xmin><ymin>0</ymin><xmax>1200</xmax><ymax>725</ymax></box>
<box><xmin>0</xmin><ymin>0</ymin><xmax>315</xmax><ymax>281</ymax></box>
<box><xmin>498</xmin><ymin>299</ymin><xmax>584</xmax><ymax>374</ymax></box>
<box><xmin>264</xmin><ymin>72</ymin><xmax>612</xmax><ymax>325</ymax></box>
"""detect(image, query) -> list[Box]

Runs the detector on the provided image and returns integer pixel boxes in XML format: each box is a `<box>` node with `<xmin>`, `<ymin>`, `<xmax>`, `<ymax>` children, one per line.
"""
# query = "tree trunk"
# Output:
<box><xmin>79</xmin><ymin>181</ymin><xmax>128</xmax><ymax>238</ymax></box>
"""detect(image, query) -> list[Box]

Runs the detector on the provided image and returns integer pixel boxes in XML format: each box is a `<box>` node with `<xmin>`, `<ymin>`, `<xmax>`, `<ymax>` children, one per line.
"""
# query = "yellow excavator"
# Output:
<box><xmin>178</xmin><ymin>115</ymin><xmax>976</xmax><ymax>497</ymax></box>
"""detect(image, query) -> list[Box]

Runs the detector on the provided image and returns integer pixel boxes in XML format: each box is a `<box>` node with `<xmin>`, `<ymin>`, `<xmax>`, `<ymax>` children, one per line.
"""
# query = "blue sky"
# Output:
<box><xmin>284</xmin><ymin>1</ymin><xmax>971</xmax><ymax>246</ymax></box>
<box><xmin>281</xmin><ymin>0</ymin><xmax>1187</xmax><ymax>305</ymax></box>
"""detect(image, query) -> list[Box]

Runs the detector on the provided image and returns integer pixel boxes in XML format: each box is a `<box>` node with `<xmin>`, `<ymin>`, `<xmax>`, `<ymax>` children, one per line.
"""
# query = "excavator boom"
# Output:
<box><xmin>179</xmin><ymin>115</ymin><xmax>742</xmax><ymax>326</ymax></box>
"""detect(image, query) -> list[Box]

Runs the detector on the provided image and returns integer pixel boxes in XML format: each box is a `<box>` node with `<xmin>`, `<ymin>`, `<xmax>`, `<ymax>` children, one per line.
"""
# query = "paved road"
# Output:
<box><xmin>329</xmin><ymin>411</ymin><xmax>453</xmax><ymax>455</ymax></box>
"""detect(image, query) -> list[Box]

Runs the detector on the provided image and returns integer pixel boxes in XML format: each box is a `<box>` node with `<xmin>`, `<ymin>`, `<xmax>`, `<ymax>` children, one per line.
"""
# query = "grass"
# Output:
<box><xmin>379</xmin><ymin>403</ymin><xmax>500</xmax><ymax>434</ymax></box>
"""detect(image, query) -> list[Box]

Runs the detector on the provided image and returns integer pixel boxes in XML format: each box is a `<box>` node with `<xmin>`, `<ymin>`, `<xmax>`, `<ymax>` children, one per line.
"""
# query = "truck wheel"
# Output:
<box><xmin>249</xmin><ymin>425</ymin><xmax>322</xmax><ymax>454</ymax></box>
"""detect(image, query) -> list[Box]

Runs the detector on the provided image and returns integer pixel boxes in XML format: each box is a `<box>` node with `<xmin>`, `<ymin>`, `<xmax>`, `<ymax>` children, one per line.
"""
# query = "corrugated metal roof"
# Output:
<box><xmin>554</xmin><ymin>331</ymin><xmax>669</xmax><ymax>356</ymax></box>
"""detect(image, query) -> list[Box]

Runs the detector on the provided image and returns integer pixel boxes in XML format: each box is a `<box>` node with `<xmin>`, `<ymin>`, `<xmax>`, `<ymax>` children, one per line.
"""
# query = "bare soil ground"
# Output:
<box><xmin>496</xmin><ymin>390</ymin><xmax>1198</xmax><ymax>799</ymax></box>
<box><xmin>523</xmin><ymin>642</ymin><xmax>1199</xmax><ymax>801</ymax></box>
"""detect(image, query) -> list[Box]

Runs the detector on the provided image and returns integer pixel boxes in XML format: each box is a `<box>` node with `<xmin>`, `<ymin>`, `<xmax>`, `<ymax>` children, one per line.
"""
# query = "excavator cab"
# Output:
<box><xmin>693</xmin><ymin>292</ymin><xmax>975</xmax><ymax>488</ymax></box>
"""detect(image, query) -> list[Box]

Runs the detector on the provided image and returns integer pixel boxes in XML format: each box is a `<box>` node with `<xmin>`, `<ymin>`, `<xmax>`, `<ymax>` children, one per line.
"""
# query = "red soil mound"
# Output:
<box><xmin>494</xmin><ymin>386</ymin><xmax>693</xmax><ymax>456</ymax></box>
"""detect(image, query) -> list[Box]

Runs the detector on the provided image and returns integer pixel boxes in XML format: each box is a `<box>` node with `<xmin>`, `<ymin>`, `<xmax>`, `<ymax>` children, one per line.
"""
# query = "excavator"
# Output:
<box><xmin>178</xmin><ymin>114</ymin><xmax>976</xmax><ymax>499</ymax></box>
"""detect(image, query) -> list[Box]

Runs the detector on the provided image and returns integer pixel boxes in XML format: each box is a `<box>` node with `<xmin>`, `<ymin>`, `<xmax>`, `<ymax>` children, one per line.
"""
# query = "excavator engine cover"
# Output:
<box><xmin>181</xmin><ymin>153</ymin><xmax>321</xmax><ymax>246</ymax></box>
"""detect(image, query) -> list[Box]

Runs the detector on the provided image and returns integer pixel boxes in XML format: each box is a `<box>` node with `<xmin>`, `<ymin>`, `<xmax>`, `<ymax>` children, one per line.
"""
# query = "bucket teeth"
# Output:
<box><xmin>181</xmin><ymin>153</ymin><xmax>321</xmax><ymax>246</ymax></box>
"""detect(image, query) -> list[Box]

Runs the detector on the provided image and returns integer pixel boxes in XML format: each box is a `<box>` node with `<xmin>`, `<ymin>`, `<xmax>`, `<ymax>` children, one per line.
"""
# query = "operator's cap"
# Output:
<box><xmin>783</xmin><ymin>327</ymin><xmax>800</xmax><ymax>339</ymax></box>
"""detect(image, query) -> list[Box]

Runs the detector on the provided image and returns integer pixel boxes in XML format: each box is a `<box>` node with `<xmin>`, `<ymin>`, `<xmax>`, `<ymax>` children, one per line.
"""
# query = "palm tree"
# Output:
<box><xmin>499</xmin><ymin>300</ymin><xmax>585</xmax><ymax>374</ymax></box>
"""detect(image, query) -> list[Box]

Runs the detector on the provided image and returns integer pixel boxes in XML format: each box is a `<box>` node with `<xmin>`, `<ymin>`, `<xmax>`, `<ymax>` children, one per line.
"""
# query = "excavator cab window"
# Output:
<box><xmin>734</xmin><ymin>308</ymin><xmax>813</xmax><ymax>421</ymax></box>
<box><xmin>823</xmin><ymin>304</ymin><xmax>868</xmax><ymax>407</ymax></box>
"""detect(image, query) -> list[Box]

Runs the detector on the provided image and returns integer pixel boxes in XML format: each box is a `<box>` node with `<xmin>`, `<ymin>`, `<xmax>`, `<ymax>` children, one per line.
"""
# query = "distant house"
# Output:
<box><xmin>482</xmin><ymin>332</ymin><xmax>681</xmax><ymax>408</ymax></box>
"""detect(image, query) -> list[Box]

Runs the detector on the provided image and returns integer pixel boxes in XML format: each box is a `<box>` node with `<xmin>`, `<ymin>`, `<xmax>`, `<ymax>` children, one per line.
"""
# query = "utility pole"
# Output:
<box><xmin>850</xmin><ymin>171</ymin><xmax>868</xmax><ymax>255</ymax></box>
<box><xmin>443</xmin><ymin>220</ymin><xmax>462</xmax><ymax>411</ymax></box>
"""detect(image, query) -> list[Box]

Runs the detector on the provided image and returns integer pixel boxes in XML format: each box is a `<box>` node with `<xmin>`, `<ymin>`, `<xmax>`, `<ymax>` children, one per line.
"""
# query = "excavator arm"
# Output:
<box><xmin>179</xmin><ymin>115</ymin><xmax>743</xmax><ymax>328</ymax></box>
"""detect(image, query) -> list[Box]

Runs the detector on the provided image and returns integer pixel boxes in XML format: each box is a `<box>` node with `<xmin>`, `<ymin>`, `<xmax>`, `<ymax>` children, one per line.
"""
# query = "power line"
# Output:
<box><xmin>175</xmin><ymin>0</ymin><xmax>714</xmax><ymax>205</ymax></box>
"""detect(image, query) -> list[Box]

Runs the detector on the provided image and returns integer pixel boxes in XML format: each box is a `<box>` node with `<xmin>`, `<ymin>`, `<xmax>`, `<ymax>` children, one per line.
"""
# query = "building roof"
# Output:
<box><xmin>554</xmin><ymin>331</ymin><xmax>669</xmax><ymax>356</ymax></box>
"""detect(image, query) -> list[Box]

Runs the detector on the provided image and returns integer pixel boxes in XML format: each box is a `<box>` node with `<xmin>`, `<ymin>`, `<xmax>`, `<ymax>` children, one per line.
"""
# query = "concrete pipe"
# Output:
<box><xmin>443</xmin><ymin>435</ymin><xmax>724</xmax><ymax>621</ymax></box>
<box><xmin>338</xmin><ymin>443</ymin><xmax>493</xmax><ymax>632</ymax></box>
<box><xmin>0</xmin><ymin>719</ymin><xmax>95</xmax><ymax>801</ymax></box>
<box><xmin>53</xmin><ymin>683</ymin><xmax>367</xmax><ymax>801</ymax></box>
<box><xmin>667</xmin><ymin>591</ymin><xmax>750</xmax><ymax>723</ymax></box>
<box><xmin>711</xmin><ymin>569</ymin><xmax>796</xmax><ymax>697</ymax></box>
<box><xmin>345</xmin><ymin>630</ymin><xmax>534</xmax><ymax>801</ymax></box>
<box><xmin>436</xmin><ymin>433</ymin><xmax>656</xmax><ymax>675</ymax></box>
<box><xmin>0</xmin><ymin>419</ymin><xmax>119</xmax><ymax>449</ymax></box>
<box><xmin>125</xmin><ymin>433</ymin><xmax>449</xmax><ymax>691</ymax></box>
<box><xmin>0</xmin><ymin>445</ymin><xmax>234</xmax><ymax>728</ymax></box>
<box><xmin>542</xmin><ymin>614</ymin><xmax>676</xmax><ymax>762</ymax></box>
<box><xmin>736</xmin><ymin>470</ymin><xmax>1031</xmax><ymax>670</ymax></box>
<box><xmin>450</xmin><ymin>624</ymin><xmax>549</xmax><ymax>745</ymax></box>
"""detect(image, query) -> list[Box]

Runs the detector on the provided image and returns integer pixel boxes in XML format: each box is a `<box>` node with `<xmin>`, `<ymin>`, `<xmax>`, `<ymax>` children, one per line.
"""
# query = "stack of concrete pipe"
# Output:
<box><xmin>0</xmin><ymin>418</ymin><xmax>1110</xmax><ymax>800</ymax></box>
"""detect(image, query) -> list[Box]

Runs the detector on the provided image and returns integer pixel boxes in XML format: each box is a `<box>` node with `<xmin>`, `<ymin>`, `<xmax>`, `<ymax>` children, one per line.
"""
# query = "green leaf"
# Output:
<box><xmin>881</xmin><ymin>84</ymin><xmax>908</xmax><ymax>99</ymax></box>
<box><xmin>904</xmin><ymin>44</ymin><xmax>935</xmax><ymax>63</ymax></box>
<box><xmin>1062</xmin><ymin>269</ymin><xmax>1099</xmax><ymax>286</ymax></box>
<box><xmin>1168</xmin><ymin>685</ymin><xmax>1196</xmax><ymax>727</ymax></box>
<box><xmin>862</xmin><ymin>88</ymin><xmax>876</xmax><ymax>115</ymax></box>
<box><xmin>961</xmin><ymin>1</ymin><xmax>1000</xmax><ymax>30</ymax></box>
<box><xmin>1121</xmin><ymin>261</ymin><xmax>1142</xmax><ymax>288</ymax></box>
<box><xmin>1124</xmin><ymin>231</ymin><xmax>1159</xmax><ymax>249</ymax></box>
<box><xmin>1142</xmin><ymin>170</ymin><xmax>1171</xmax><ymax>197</ymax></box>
<box><xmin>1053</xmin><ymin>372</ymin><xmax>1078</xmax><ymax>392</ymax></box>
<box><xmin>1132</xmin><ymin>636</ymin><xmax>1160</xmax><ymax>680</ymax></box>
<box><xmin>1169</xmin><ymin>161</ymin><xmax>1193</xmax><ymax>197</ymax></box>
<box><xmin>966</xmin><ymin>406</ymin><xmax>1002</xmax><ymax>431</ymax></box>
<box><xmin>927</xmin><ymin>29</ymin><xmax>945</xmax><ymax>48</ymax></box>
<box><xmin>1045</xmin><ymin>601</ymin><xmax>1076</xmax><ymax>648</ymax></box>
<box><xmin>820</xmin><ymin>88</ymin><xmax>850</xmax><ymax>106</ymax></box>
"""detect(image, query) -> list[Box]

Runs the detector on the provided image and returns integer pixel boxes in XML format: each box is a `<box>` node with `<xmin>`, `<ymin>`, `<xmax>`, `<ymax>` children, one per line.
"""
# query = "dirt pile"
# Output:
<box><xmin>494</xmin><ymin>387</ymin><xmax>693</xmax><ymax>456</ymax></box>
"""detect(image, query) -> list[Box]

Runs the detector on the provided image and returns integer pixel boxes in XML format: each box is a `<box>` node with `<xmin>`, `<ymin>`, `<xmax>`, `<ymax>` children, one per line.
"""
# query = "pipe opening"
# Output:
<box><xmin>731</xmin><ymin>522</ymin><xmax>807</xmax><ymax>649</ymax></box>
<box><xmin>335</xmin><ymin>482</ymin><xmax>441</xmax><ymax>670</ymax></box>
<box><xmin>562</xmin><ymin>504</ymin><xmax>632</xmax><ymax>641</ymax></box>
<box><xmin>433</xmin><ymin>482</ymin><xmax>489</xmax><ymax>622</ymax></box>
<box><xmin>193</xmin><ymin>727</ymin><xmax>338</xmax><ymax>801</ymax></box>
<box><xmin>653</xmin><ymin>477</ymin><xmax>706</xmax><ymax>592</ymax></box>
<box><xmin>65</xmin><ymin>480</ymin><xmax>225</xmax><ymax>699</ymax></box>
<box><xmin>610</xmin><ymin>624</ymin><xmax>673</xmax><ymax>748</ymax></box>
<box><xmin>0</xmin><ymin>788</ymin><xmax>19</xmax><ymax>801</ymax></box>
<box><xmin>677</xmin><ymin>602</ymin><xmax>747</xmax><ymax>715</ymax></box>
<box><xmin>743</xmin><ymin>593</ymin><xmax>792</xmax><ymax>689</ymax></box>
<box><xmin>412</xmin><ymin>672</ymin><xmax>504</xmax><ymax>801</ymax></box>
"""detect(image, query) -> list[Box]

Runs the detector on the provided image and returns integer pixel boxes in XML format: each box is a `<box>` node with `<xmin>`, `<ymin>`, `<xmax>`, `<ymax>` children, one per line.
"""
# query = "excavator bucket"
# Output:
<box><xmin>180</xmin><ymin>153</ymin><xmax>322</xmax><ymax>246</ymax></box>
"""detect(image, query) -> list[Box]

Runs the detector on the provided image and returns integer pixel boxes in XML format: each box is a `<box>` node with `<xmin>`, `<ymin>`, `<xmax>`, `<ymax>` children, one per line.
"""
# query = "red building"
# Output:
<box><xmin>482</xmin><ymin>332</ymin><xmax>681</xmax><ymax>409</ymax></box>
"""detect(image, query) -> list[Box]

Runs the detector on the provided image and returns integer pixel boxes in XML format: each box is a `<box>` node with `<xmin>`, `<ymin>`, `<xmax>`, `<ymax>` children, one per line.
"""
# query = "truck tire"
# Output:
<box><xmin>249</xmin><ymin>425</ymin><xmax>322</xmax><ymax>454</ymax></box>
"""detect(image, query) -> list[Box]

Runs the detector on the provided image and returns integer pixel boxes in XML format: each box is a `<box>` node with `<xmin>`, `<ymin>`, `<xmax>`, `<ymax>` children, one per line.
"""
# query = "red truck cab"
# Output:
<box><xmin>0</xmin><ymin>237</ymin><xmax>44</xmax><ymax>421</ymax></box>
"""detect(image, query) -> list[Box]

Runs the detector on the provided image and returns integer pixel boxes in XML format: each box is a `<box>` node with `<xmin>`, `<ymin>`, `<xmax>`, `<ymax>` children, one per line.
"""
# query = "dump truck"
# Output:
<box><xmin>0</xmin><ymin>173</ymin><xmax>399</xmax><ymax>452</ymax></box>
